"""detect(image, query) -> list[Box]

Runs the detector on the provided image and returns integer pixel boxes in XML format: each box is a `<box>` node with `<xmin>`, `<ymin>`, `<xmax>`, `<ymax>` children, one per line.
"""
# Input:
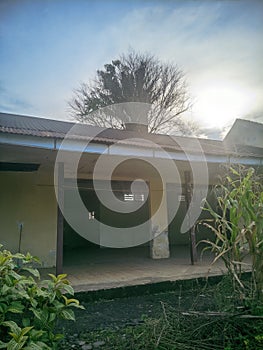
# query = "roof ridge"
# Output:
<box><xmin>0</xmin><ymin>111</ymin><xmax>74</xmax><ymax>125</ymax></box>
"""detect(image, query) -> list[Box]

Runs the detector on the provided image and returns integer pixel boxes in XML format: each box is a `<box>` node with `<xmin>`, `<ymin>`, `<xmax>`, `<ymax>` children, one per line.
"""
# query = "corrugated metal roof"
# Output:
<box><xmin>0</xmin><ymin>112</ymin><xmax>262</xmax><ymax>158</ymax></box>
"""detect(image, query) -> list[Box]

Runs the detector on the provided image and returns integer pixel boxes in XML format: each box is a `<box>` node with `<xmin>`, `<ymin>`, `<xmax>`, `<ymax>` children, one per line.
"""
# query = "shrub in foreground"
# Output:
<box><xmin>0</xmin><ymin>245</ymin><xmax>84</xmax><ymax>349</ymax></box>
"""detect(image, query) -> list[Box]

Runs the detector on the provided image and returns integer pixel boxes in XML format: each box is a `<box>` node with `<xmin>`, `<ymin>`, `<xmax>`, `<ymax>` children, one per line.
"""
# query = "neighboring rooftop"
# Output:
<box><xmin>224</xmin><ymin>118</ymin><xmax>263</xmax><ymax>150</ymax></box>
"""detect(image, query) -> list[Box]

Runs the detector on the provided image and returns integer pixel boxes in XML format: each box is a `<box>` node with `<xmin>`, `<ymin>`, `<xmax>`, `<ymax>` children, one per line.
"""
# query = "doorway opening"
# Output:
<box><xmin>63</xmin><ymin>179</ymin><xmax>150</xmax><ymax>268</ymax></box>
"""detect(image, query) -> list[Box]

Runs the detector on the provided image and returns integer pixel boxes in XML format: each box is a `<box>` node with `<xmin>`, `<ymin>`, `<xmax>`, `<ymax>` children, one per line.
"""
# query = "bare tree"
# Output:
<box><xmin>69</xmin><ymin>51</ymin><xmax>196</xmax><ymax>135</ymax></box>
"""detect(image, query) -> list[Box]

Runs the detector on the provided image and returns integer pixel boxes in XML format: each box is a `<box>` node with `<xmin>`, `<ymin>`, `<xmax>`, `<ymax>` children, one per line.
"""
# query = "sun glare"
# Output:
<box><xmin>194</xmin><ymin>83</ymin><xmax>255</xmax><ymax>128</ymax></box>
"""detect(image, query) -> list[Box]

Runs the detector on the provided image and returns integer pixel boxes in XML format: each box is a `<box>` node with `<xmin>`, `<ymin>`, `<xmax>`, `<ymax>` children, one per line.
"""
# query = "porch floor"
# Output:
<box><xmin>48</xmin><ymin>245</ymin><xmax>236</xmax><ymax>292</ymax></box>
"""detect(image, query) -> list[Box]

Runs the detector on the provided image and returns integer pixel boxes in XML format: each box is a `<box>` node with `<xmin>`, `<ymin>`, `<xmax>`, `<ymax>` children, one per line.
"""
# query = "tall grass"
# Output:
<box><xmin>200</xmin><ymin>166</ymin><xmax>263</xmax><ymax>302</ymax></box>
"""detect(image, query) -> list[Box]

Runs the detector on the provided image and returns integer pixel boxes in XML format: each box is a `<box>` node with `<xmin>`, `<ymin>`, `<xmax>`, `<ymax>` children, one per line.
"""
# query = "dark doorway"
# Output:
<box><xmin>63</xmin><ymin>179</ymin><xmax>150</xmax><ymax>266</ymax></box>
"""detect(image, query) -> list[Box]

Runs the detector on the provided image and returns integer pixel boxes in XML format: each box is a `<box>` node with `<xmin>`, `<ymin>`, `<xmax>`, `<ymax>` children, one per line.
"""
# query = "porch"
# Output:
<box><xmin>42</xmin><ymin>245</ymin><xmax>239</xmax><ymax>292</ymax></box>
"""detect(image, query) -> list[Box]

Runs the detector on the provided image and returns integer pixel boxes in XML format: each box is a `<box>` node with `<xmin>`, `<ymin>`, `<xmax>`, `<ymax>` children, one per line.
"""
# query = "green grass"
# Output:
<box><xmin>58</xmin><ymin>276</ymin><xmax>263</xmax><ymax>350</ymax></box>
<box><xmin>59</xmin><ymin>313</ymin><xmax>263</xmax><ymax>350</ymax></box>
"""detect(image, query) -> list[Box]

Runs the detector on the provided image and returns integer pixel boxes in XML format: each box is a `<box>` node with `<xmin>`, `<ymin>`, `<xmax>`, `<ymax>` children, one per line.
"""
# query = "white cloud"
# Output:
<box><xmin>1</xmin><ymin>1</ymin><xmax>262</xmax><ymax>129</ymax></box>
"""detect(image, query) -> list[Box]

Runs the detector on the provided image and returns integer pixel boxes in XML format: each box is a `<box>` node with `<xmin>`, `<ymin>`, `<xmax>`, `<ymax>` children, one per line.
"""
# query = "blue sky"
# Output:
<box><xmin>0</xmin><ymin>0</ymin><xmax>263</xmax><ymax>137</ymax></box>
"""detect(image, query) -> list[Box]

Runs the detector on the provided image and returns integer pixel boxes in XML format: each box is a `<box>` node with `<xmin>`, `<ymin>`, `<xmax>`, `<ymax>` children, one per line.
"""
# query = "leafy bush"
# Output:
<box><xmin>0</xmin><ymin>245</ymin><xmax>84</xmax><ymax>349</ymax></box>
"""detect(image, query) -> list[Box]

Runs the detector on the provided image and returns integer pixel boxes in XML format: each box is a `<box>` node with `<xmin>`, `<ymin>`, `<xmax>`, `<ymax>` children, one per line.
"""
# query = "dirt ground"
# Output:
<box><xmin>58</xmin><ymin>279</ymin><xmax>214</xmax><ymax>334</ymax></box>
<box><xmin>57</xmin><ymin>274</ymin><xmax>259</xmax><ymax>350</ymax></box>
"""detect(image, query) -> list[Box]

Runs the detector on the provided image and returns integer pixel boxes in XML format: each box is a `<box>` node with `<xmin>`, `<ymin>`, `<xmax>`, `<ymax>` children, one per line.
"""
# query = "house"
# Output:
<box><xmin>0</xmin><ymin>113</ymin><xmax>262</xmax><ymax>274</ymax></box>
<box><xmin>224</xmin><ymin>118</ymin><xmax>263</xmax><ymax>149</ymax></box>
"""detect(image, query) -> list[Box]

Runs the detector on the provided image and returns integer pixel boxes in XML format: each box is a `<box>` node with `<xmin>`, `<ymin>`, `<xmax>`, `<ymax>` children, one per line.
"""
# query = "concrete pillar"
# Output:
<box><xmin>149</xmin><ymin>179</ymin><xmax>170</xmax><ymax>259</ymax></box>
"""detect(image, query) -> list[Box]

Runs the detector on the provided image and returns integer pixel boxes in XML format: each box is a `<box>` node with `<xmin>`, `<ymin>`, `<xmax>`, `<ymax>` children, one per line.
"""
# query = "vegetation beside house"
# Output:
<box><xmin>201</xmin><ymin>166</ymin><xmax>263</xmax><ymax>303</ymax></box>
<box><xmin>0</xmin><ymin>246</ymin><xmax>84</xmax><ymax>349</ymax></box>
